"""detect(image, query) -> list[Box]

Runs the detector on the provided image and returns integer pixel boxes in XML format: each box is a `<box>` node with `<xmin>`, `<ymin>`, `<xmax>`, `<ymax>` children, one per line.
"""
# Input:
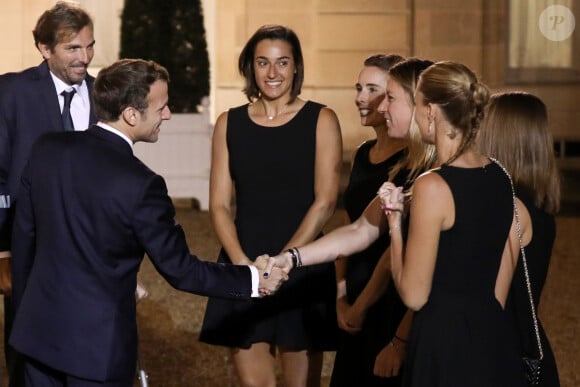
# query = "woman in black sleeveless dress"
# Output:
<box><xmin>479</xmin><ymin>92</ymin><xmax>561</xmax><ymax>386</ymax></box>
<box><xmin>199</xmin><ymin>25</ymin><xmax>342</xmax><ymax>387</ymax></box>
<box><xmin>331</xmin><ymin>56</ymin><xmax>438</xmax><ymax>387</ymax></box>
<box><xmin>379</xmin><ymin>61</ymin><xmax>527</xmax><ymax>386</ymax></box>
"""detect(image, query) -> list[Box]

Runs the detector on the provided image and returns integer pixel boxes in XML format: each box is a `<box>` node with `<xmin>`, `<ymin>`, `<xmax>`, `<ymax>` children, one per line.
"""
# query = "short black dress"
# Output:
<box><xmin>506</xmin><ymin>194</ymin><xmax>560</xmax><ymax>386</ymax></box>
<box><xmin>403</xmin><ymin>162</ymin><xmax>526</xmax><ymax>387</ymax></box>
<box><xmin>199</xmin><ymin>101</ymin><xmax>339</xmax><ymax>350</ymax></box>
<box><xmin>330</xmin><ymin>140</ymin><xmax>408</xmax><ymax>387</ymax></box>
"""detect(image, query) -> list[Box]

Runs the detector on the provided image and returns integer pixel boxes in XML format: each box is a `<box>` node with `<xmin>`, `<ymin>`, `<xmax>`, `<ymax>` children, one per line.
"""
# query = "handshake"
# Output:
<box><xmin>254</xmin><ymin>248</ymin><xmax>300</xmax><ymax>297</ymax></box>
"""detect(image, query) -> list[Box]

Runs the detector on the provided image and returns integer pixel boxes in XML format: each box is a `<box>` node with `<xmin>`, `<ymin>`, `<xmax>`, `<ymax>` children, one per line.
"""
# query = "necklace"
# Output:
<box><xmin>261</xmin><ymin>99</ymin><xmax>288</xmax><ymax>120</ymax></box>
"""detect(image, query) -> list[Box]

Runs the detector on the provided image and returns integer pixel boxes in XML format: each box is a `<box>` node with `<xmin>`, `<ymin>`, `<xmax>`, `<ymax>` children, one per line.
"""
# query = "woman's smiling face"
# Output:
<box><xmin>379</xmin><ymin>78</ymin><xmax>414</xmax><ymax>139</ymax></box>
<box><xmin>253</xmin><ymin>39</ymin><xmax>295</xmax><ymax>100</ymax></box>
<box><xmin>355</xmin><ymin>65</ymin><xmax>389</xmax><ymax>128</ymax></box>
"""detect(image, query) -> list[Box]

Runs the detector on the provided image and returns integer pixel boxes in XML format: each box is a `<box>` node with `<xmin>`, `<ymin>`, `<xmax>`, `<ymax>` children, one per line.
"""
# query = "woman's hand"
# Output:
<box><xmin>343</xmin><ymin>299</ymin><xmax>367</xmax><ymax>333</ymax></box>
<box><xmin>336</xmin><ymin>297</ymin><xmax>363</xmax><ymax>334</ymax></box>
<box><xmin>377</xmin><ymin>182</ymin><xmax>405</xmax><ymax>214</ymax></box>
<box><xmin>377</xmin><ymin>182</ymin><xmax>405</xmax><ymax>232</ymax></box>
<box><xmin>261</xmin><ymin>252</ymin><xmax>293</xmax><ymax>277</ymax></box>
<box><xmin>374</xmin><ymin>338</ymin><xmax>406</xmax><ymax>377</ymax></box>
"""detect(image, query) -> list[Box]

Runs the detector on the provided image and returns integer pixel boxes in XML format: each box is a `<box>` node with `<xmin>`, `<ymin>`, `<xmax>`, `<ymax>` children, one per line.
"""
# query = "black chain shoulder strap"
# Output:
<box><xmin>489</xmin><ymin>157</ymin><xmax>544</xmax><ymax>360</ymax></box>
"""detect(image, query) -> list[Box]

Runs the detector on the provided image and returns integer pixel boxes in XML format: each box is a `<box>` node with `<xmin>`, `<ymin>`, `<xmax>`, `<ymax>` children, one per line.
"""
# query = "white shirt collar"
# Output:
<box><xmin>96</xmin><ymin>121</ymin><xmax>134</xmax><ymax>149</ymax></box>
<box><xmin>49</xmin><ymin>71</ymin><xmax>81</xmax><ymax>95</ymax></box>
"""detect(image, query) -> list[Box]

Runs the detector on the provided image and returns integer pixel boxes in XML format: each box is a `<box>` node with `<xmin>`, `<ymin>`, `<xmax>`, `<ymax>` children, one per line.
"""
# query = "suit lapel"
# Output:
<box><xmin>36</xmin><ymin>62</ymin><xmax>63</xmax><ymax>132</ymax></box>
<box><xmin>85</xmin><ymin>76</ymin><xmax>98</xmax><ymax>125</ymax></box>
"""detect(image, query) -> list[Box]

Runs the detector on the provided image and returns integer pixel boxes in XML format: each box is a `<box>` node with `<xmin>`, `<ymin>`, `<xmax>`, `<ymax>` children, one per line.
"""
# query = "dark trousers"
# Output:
<box><xmin>24</xmin><ymin>357</ymin><xmax>133</xmax><ymax>387</ymax></box>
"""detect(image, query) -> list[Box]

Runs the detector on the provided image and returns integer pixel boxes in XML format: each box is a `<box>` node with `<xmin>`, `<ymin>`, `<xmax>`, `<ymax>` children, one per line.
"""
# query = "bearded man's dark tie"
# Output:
<box><xmin>61</xmin><ymin>89</ymin><xmax>76</xmax><ymax>131</ymax></box>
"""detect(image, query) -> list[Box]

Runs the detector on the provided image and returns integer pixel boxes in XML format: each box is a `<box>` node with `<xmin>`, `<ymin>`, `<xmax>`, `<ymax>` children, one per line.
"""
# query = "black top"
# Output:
<box><xmin>343</xmin><ymin>140</ymin><xmax>408</xmax><ymax>298</ymax></box>
<box><xmin>331</xmin><ymin>140</ymin><xmax>409</xmax><ymax>387</ymax></box>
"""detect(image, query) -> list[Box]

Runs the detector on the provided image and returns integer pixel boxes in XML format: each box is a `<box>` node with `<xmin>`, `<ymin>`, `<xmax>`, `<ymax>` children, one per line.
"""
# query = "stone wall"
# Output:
<box><xmin>211</xmin><ymin>0</ymin><xmax>580</xmax><ymax>158</ymax></box>
<box><xmin>1</xmin><ymin>0</ymin><xmax>578</xmax><ymax>158</ymax></box>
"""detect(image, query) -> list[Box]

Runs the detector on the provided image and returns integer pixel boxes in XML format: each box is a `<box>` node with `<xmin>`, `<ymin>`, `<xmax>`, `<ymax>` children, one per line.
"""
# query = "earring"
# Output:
<box><xmin>447</xmin><ymin>128</ymin><xmax>457</xmax><ymax>140</ymax></box>
<box><xmin>427</xmin><ymin>106</ymin><xmax>434</xmax><ymax>134</ymax></box>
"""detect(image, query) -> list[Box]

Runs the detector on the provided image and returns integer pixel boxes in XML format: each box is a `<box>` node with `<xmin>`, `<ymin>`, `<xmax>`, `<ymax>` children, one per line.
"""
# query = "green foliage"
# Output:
<box><xmin>120</xmin><ymin>0</ymin><xmax>210</xmax><ymax>113</ymax></box>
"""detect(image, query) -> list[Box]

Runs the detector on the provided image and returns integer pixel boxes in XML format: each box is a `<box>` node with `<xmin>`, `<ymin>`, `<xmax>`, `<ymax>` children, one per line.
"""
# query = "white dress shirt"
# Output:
<box><xmin>50</xmin><ymin>72</ymin><xmax>91</xmax><ymax>131</ymax></box>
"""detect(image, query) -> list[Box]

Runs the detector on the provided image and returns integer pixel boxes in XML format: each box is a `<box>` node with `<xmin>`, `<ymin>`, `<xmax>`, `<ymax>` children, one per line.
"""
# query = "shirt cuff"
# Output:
<box><xmin>249</xmin><ymin>265</ymin><xmax>259</xmax><ymax>297</ymax></box>
<box><xmin>0</xmin><ymin>195</ymin><xmax>10</xmax><ymax>209</ymax></box>
<box><xmin>0</xmin><ymin>251</ymin><xmax>11</xmax><ymax>259</ymax></box>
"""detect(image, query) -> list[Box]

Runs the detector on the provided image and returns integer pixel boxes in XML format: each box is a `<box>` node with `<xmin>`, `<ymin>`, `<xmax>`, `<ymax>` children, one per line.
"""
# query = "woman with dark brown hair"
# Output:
<box><xmin>199</xmin><ymin>25</ymin><xmax>342</xmax><ymax>387</ymax></box>
<box><xmin>331</xmin><ymin>53</ymin><xmax>407</xmax><ymax>387</ymax></box>
<box><xmin>331</xmin><ymin>57</ymin><xmax>437</xmax><ymax>387</ymax></box>
<box><xmin>479</xmin><ymin>91</ymin><xmax>561</xmax><ymax>386</ymax></box>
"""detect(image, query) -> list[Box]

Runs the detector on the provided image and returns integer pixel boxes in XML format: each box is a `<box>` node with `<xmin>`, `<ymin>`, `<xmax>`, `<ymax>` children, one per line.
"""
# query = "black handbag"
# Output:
<box><xmin>492</xmin><ymin>158</ymin><xmax>543</xmax><ymax>386</ymax></box>
<box><xmin>522</xmin><ymin>356</ymin><xmax>541</xmax><ymax>385</ymax></box>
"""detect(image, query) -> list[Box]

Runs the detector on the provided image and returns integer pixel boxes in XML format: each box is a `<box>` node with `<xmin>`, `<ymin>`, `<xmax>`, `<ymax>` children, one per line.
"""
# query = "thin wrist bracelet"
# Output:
<box><xmin>293</xmin><ymin>247</ymin><xmax>303</xmax><ymax>267</ymax></box>
<box><xmin>286</xmin><ymin>248</ymin><xmax>299</xmax><ymax>268</ymax></box>
<box><xmin>393</xmin><ymin>334</ymin><xmax>408</xmax><ymax>344</ymax></box>
<box><xmin>286</xmin><ymin>247</ymin><xmax>303</xmax><ymax>268</ymax></box>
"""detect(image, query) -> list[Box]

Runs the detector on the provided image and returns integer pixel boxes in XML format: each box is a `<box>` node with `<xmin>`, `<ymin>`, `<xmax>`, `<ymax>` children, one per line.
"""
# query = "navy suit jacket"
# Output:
<box><xmin>0</xmin><ymin>61</ymin><xmax>97</xmax><ymax>251</ymax></box>
<box><xmin>9</xmin><ymin>126</ymin><xmax>253</xmax><ymax>381</ymax></box>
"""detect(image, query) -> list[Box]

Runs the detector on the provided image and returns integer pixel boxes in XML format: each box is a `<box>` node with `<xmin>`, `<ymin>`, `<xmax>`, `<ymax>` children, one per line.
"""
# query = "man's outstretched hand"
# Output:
<box><xmin>255</xmin><ymin>255</ymin><xmax>289</xmax><ymax>296</ymax></box>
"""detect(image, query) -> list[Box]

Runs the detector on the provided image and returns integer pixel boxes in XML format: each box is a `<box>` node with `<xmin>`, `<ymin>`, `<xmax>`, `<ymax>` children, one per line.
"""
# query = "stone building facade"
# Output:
<box><xmin>2</xmin><ymin>0</ymin><xmax>578</xmax><ymax>158</ymax></box>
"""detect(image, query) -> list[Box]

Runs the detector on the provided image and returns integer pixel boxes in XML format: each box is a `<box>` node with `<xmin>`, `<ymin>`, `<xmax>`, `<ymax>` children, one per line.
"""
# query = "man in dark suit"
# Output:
<box><xmin>9</xmin><ymin>58</ymin><xmax>286</xmax><ymax>386</ymax></box>
<box><xmin>0</xmin><ymin>3</ymin><xmax>97</xmax><ymax>385</ymax></box>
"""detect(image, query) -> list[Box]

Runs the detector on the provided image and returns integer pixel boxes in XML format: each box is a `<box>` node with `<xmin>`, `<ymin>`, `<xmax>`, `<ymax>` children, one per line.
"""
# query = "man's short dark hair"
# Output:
<box><xmin>92</xmin><ymin>59</ymin><xmax>170</xmax><ymax>122</ymax></box>
<box><xmin>33</xmin><ymin>1</ymin><xmax>94</xmax><ymax>51</ymax></box>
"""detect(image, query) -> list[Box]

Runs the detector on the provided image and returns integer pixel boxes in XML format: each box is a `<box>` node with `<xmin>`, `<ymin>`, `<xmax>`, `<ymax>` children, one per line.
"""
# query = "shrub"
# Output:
<box><xmin>120</xmin><ymin>0</ymin><xmax>210</xmax><ymax>113</ymax></box>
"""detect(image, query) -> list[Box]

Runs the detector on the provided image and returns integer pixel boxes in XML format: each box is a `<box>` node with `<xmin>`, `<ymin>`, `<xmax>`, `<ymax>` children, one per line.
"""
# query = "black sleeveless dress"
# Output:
<box><xmin>403</xmin><ymin>162</ymin><xmax>526</xmax><ymax>387</ymax></box>
<box><xmin>330</xmin><ymin>140</ymin><xmax>408</xmax><ymax>387</ymax></box>
<box><xmin>199</xmin><ymin>101</ymin><xmax>339</xmax><ymax>350</ymax></box>
<box><xmin>506</xmin><ymin>194</ymin><xmax>560</xmax><ymax>386</ymax></box>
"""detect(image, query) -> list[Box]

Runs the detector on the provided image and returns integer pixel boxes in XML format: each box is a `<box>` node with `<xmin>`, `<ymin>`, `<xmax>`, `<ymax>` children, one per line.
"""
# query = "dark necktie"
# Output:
<box><xmin>61</xmin><ymin>89</ymin><xmax>76</xmax><ymax>131</ymax></box>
